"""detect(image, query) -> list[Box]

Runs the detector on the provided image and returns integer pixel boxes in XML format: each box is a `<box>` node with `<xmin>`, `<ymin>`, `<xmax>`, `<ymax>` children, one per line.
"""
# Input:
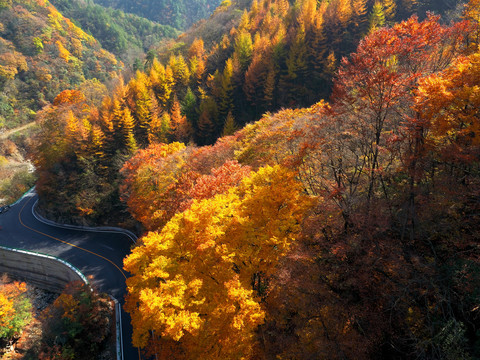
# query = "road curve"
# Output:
<box><xmin>0</xmin><ymin>191</ymin><xmax>142</xmax><ymax>360</ymax></box>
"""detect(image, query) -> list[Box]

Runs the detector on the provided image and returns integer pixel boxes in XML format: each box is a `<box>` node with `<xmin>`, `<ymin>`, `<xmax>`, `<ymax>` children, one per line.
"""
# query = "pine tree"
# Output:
<box><xmin>382</xmin><ymin>0</ymin><xmax>396</xmax><ymax>22</ymax></box>
<box><xmin>281</xmin><ymin>23</ymin><xmax>309</xmax><ymax>106</ymax></box>
<box><xmin>263</xmin><ymin>64</ymin><xmax>276</xmax><ymax>109</ymax></box>
<box><xmin>150</xmin><ymin>59</ymin><xmax>174</xmax><ymax>110</ymax></box>
<box><xmin>125</xmin><ymin>131</ymin><xmax>138</xmax><ymax>154</ymax></box>
<box><xmin>121</xmin><ymin>107</ymin><xmax>137</xmax><ymax>153</ymax></box>
<box><xmin>88</xmin><ymin>125</ymin><xmax>106</xmax><ymax>163</ymax></box>
<box><xmin>351</xmin><ymin>0</ymin><xmax>369</xmax><ymax>33</ymax></box>
<box><xmin>218</xmin><ymin>58</ymin><xmax>235</xmax><ymax>121</ymax></box>
<box><xmin>197</xmin><ymin>109</ymin><xmax>215</xmax><ymax>145</ymax></box>
<box><xmin>111</xmin><ymin>98</ymin><xmax>125</xmax><ymax>146</ymax></box>
<box><xmin>188</xmin><ymin>39</ymin><xmax>206</xmax><ymax>86</ymax></box>
<box><xmin>170</xmin><ymin>96</ymin><xmax>191</xmax><ymax>143</ymax></box>
<box><xmin>197</xmin><ymin>95</ymin><xmax>218</xmax><ymax>145</ymax></box>
<box><xmin>369</xmin><ymin>2</ymin><xmax>386</xmax><ymax>33</ymax></box>
<box><xmin>99</xmin><ymin>108</ymin><xmax>116</xmax><ymax>158</ymax></box>
<box><xmin>149</xmin><ymin>112</ymin><xmax>171</xmax><ymax>144</ymax></box>
<box><xmin>222</xmin><ymin>110</ymin><xmax>238</xmax><ymax>136</ymax></box>
<box><xmin>307</xmin><ymin>4</ymin><xmax>328</xmax><ymax>98</ymax></box>
<box><xmin>132</xmin><ymin>72</ymin><xmax>153</xmax><ymax>146</ymax></box>
<box><xmin>144</xmin><ymin>49</ymin><xmax>156</xmax><ymax>71</ymax></box>
<box><xmin>169</xmin><ymin>54</ymin><xmax>190</xmax><ymax>95</ymax></box>
<box><xmin>182</xmin><ymin>87</ymin><xmax>198</xmax><ymax>131</ymax></box>
<box><xmin>160</xmin><ymin>112</ymin><xmax>172</xmax><ymax>143</ymax></box>
<box><xmin>234</xmin><ymin>31</ymin><xmax>253</xmax><ymax>72</ymax></box>
<box><xmin>238</xmin><ymin>9</ymin><xmax>250</xmax><ymax>31</ymax></box>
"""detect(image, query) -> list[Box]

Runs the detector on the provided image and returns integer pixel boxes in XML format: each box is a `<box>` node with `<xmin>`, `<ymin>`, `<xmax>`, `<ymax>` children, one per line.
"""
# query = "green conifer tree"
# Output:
<box><xmin>222</xmin><ymin>110</ymin><xmax>238</xmax><ymax>137</ymax></box>
<box><xmin>369</xmin><ymin>2</ymin><xmax>386</xmax><ymax>33</ymax></box>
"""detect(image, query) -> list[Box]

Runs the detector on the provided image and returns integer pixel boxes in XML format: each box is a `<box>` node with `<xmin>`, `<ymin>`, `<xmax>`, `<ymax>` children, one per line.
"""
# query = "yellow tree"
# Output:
<box><xmin>150</xmin><ymin>59</ymin><xmax>175</xmax><ymax>109</ymax></box>
<box><xmin>188</xmin><ymin>39</ymin><xmax>206</xmax><ymax>86</ymax></box>
<box><xmin>218</xmin><ymin>57</ymin><xmax>235</xmax><ymax>120</ymax></box>
<box><xmin>464</xmin><ymin>0</ymin><xmax>480</xmax><ymax>48</ymax></box>
<box><xmin>169</xmin><ymin>54</ymin><xmax>190</xmax><ymax>94</ymax></box>
<box><xmin>149</xmin><ymin>112</ymin><xmax>172</xmax><ymax>144</ymax></box>
<box><xmin>382</xmin><ymin>0</ymin><xmax>396</xmax><ymax>22</ymax></box>
<box><xmin>124</xmin><ymin>165</ymin><xmax>314</xmax><ymax>359</ymax></box>
<box><xmin>0</xmin><ymin>292</ymin><xmax>15</xmax><ymax>336</ymax></box>
<box><xmin>238</xmin><ymin>9</ymin><xmax>250</xmax><ymax>31</ymax></box>
<box><xmin>121</xmin><ymin>106</ymin><xmax>138</xmax><ymax>153</ymax></box>
<box><xmin>369</xmin><ymin>2</ymin><xmax>386</xmax><ymax>33</ymax></box>
<box><xmin>86</xmin><ymin>124</ymin><xmax>106</xmax><ymax>162</ymax></box>
<box><xmin>130</xmin><ymin>71</ymin><xmax>153</xmax><ymax>146</ymax></box>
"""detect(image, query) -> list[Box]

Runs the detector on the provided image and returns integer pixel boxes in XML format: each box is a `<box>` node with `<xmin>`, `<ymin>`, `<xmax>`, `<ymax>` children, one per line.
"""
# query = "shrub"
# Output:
<box><xmin>0</xmin><ymin>276</ymin><xmax>32</xmax><ymax>341</ymax></box>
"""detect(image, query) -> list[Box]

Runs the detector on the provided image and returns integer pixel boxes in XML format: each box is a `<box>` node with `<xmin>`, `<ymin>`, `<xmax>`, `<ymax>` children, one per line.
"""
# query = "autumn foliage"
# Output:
<box><xmin>32</xmin><ymin>0</ymin><xmax>462</xmax><ymax>224</ymax></box>
<box><xmin>29</xmin><ymin>0</ymin><xmax>480</xmax><ymax>358</ymax></box>
<box><xmin>124</xmin><ymin>165</ymin><xmax>314</xmax><ymax>358</ymax></box>
<box><xmin>0</xmin><ymin>277</ymin><xmax>32</xmax><ymax>341</ymax></box>
<box><xmin>120</xmin><ymin>4</ymin><xmax>480</xmax><ymax>359</ymax></box>
<box><xmin>0</xmin><ymin>0</ymin><xmax>121</xmax><ymax>130</ymax></box>
<box><xmin>37</xmin><ymin>282</ymin><xmax>112</xmax><ymax>360</ymax></box>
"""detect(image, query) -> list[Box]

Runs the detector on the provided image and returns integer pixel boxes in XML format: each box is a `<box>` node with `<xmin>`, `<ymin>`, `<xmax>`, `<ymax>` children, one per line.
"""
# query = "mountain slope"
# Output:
<box><xmin>29</xmin><ymin>0</ymin><xmax>466</xmax><ymax>224</ymax></box>
<box><xmin>121</xmin><ymin>10</ymin><xmax>480</xmax><ymax>358</ymax></box>
<box><xmin>50</xmin><ymin>0</ymin><xmax>178</xmax><ymax>63</ymax></box>
<box><xmin>92</xmin><ymin>0</ymin><xmax>224</xmax><ymax>29</ymax></box>
<box><xmin>0</xmin><ymin>0</ymin><xmax>121</xmax><ymax>130</ymax></box>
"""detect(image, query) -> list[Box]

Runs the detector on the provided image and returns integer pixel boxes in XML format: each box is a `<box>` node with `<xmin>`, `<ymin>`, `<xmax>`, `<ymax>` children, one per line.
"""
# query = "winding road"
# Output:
<box><xmin>0</xmin><ymin>191</ymin><xmax>142</xmax><ymax>359</ymax></box>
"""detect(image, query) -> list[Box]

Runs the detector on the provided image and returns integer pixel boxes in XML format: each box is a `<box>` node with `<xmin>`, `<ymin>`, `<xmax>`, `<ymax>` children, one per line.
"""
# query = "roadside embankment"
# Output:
<box><xmin>0</xmin><ymin>245</ymin><xmax>87</xmax><ymax>293</ymax></box>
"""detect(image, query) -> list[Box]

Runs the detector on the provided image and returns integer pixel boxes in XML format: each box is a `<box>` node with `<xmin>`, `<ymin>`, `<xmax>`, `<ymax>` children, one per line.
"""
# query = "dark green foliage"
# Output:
<box><xmin>93</xmin><ymin>0</ymin><xmax>223</xmax><ymax>30</ymax></box>
<box><xmin>182</xmin><ymin>87</ymin><xmax>198</xmax><ymax>129</ymax></box>
<box><xmin>50</xmin><ymin>0</ymin><xmax>178</xmax><ymax>62</ymax></box>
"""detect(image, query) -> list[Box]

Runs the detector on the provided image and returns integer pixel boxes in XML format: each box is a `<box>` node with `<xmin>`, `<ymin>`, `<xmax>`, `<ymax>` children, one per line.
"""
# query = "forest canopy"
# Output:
<box><xmin>26</xmin><ymin>0</ymin><xmax>480</xmax><ymax>358</ymax></box>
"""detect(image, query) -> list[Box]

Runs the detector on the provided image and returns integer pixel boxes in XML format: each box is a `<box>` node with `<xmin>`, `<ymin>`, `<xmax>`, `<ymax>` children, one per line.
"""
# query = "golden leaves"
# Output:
<box><xmin>124</xmin><ymin>165</ymin><xmax>314</xmax><ymax>357</ymax></box>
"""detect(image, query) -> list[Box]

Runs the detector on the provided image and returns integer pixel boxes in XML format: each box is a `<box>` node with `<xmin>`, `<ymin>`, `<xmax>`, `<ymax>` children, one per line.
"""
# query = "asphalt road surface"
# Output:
<box><xmin>0</xmin><ymin>191</ymin><xmax>143</xmax><ymax>360</ymax></box>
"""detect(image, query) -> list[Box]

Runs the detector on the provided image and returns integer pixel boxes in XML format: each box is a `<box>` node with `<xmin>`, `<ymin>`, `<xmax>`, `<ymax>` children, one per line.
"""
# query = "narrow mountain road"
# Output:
<box><xmin>0</xmin><ymin>121</ymin><xmax>37</xmax><ymax>140</ymax></box>
<box><xmin>0</xmin><ymin>191</ymin><xmax>142</xmax><ymax>360</ymax></box>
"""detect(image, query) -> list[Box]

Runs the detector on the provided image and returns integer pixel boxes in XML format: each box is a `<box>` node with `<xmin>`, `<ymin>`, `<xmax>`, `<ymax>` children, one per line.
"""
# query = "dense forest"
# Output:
<box><xmin>92</xmin><ymin>0</ymin><xmax>224</xmax><ymax>29</ymax></box>
<box><xmin>122</xmin><ymin>5</ymin><xmax>480</xmax><ymax>356</ymax></box>
<box><xmin>49</xmin><ymin>0</ymin><xmax>178</xmax><ymax>62</ymax></box>
<box><xmin>33</xmin><ymin>0</ymin><xmax>463</xmax><ymax>223</ymax></box>
<box><xmin>13</xmin><ymin>0</ymin><xmax>480</xmax><ymax>357</ymax></box>
<box><xmin>0</xmin><ymin>0</ymin><xmax>121</xmax><ymax>130</ymax></box>
<box><xmin>0</xmin><ymin>0</ymin><xmax>183</xmax><ymax>206</ymax></box>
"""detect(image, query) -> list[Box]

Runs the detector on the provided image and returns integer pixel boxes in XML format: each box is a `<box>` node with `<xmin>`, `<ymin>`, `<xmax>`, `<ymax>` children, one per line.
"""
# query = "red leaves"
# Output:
<box><xmin>120</xmin><ymin>139</ymin><xmax>252</xmax><ymax>231</ymax></box>
<box><xmin>188</xmin><ymin>160</ymin><xmax>251</xmax><ymax>201</ymax></box>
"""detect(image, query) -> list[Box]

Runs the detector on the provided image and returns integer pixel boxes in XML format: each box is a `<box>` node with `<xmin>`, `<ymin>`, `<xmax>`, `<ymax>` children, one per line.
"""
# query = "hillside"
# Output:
<box><xmin>122</xmin><ymin>8</ymin><xmax>480</xmax><ymax>357</ymax></box>
<box><xmin>30</xmin><ymin>0</ymin><xmax>466</xmax><ymax>225</ymax></box>
<box><xmin>92</xmin><ymin>0</ymin><xmax>224</xmax><ymax>29</ymax></box>
<box><xmin>49</xmin><ymin>0</ymin><xmax>178</xmax><ymax>63</ymax></box>
<box><xmin>0</xmin><ymin>0</ymin><xmax>122</xmax><ymax>131</ymax></box>
<box><xmin>0</xmin><ymin>0</ymin><xmax>128</xmax><ymax>206</ymax></box>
